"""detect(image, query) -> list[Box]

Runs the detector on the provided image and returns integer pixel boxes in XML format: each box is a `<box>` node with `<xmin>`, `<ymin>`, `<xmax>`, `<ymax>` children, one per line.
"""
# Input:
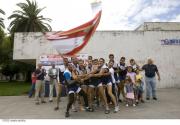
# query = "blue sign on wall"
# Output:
<box><xmin>161</xmin><ymin>39</ymin><xmax>180</xmax><ymax>45</ymax></box>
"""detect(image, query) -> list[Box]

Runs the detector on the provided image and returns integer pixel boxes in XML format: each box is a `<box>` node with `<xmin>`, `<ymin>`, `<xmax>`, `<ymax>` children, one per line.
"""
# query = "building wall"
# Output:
<box><xmin>136</xmin><ymin>22</ymin><xmax>180</xmax><ymax>31</ymax></box>
<box><xmin>13</xmin><ymin>31</ymin><xmax>180</xmax><ymax>88</ymax></box>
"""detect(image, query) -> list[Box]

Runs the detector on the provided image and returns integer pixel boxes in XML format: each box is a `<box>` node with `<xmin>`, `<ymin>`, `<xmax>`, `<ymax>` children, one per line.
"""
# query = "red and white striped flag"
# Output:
<box><xmin>46</xmin><ymin>1</ymin><xmax>102</xmax><ymax>56</ymax></box>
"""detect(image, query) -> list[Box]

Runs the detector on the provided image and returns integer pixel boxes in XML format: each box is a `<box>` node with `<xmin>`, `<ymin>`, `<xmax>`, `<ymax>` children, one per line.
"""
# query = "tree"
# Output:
<box><xmin>0</xmin><ymin>8</ymin><xmax>5</xmax><ymax>44</ymax></box>
<box><xmin>1</xmin><ymin>62</ymin><xmax>20</xmax><ymax>81</ymax></box>
<box><xmin>5</xmin><ymin>0</ymin><xmax>52</xmax><ymax>82</ymax></box>
<box><xmin>0</xmin><ymin>9</ymin><xmax>5</xmax><ymax>29</ymax></box>
<box><xmin>8</xmin><ymin>0</ymin><xmax>52</xmax><ymax>33</ymax></box>
<box><xmin>0</xmin><ymin>35</ymin><xmax>16</xmax><ymax>81</ymax></box>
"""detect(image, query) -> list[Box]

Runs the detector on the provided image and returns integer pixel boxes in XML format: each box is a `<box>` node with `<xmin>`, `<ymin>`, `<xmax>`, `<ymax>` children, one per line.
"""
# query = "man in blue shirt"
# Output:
<box><xmin>142</xmin><ymin>58</ymin><xmax>161</xmax><ymax>100</ymax></box>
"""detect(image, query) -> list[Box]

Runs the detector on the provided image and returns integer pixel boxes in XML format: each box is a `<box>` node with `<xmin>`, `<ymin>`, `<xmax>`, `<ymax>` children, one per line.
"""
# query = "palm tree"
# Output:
<box><xmin>8</xmin><ymin>0</ymin><xmax>52</xmax><ymax>33</ymax></box>
<box><xmin>0</xmin><ymin>9</ymin><xmax>5</xmax><ymax>29</ymax></box>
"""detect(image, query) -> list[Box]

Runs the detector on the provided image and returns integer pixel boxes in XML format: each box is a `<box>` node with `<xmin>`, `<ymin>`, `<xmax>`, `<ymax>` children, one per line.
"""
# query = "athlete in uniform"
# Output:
<box><xmin>64</xmin><ymin>63</ymin><xmax>90</xmax><ymax>117</ymax></box>
<box><xmin>98</xmin><ymin>58</ymin><xmax>119</xmax><ymax>113</ymax></box>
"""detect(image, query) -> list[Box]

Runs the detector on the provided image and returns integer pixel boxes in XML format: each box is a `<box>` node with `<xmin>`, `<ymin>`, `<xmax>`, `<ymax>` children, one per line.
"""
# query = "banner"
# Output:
<box><xmin>45</xmin><ymin>1</ymin><xmax>102</xmax><ymax>56</ymax></box>
<box><xmin>39</xmin><ymin>53</ymin><xmax>88</xmax><ymax>66</ymax></box>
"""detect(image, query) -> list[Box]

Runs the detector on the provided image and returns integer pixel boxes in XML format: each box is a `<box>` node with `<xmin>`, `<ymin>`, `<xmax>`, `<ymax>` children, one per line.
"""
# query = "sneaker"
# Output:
<box><xmin>35</xmin><ymin>102</ymin><xmax>40</xmax><ymax>105</ymax></box>
<box><xmin>54</xmin><ymin>107</ymin><xmax>59</xmax><ymax>111</ymax></box>
<box><xmin>133</xmin><ymin>104</ymin><xmax>136</xmax><ymax>107</ymax></box>
<box><xmin>72</xmin><ymin>106</ymin><xmax>77</xmax><ymax>112</ymax></box>
<box><xmin>146</xmin><ymin>97</ymin><xmax>150</xmax><ymax>100</ymax></box>
<box><xmin>114</xmin><ymin>106</ymin><xmax>119</xmax><ymax>113</ymax></box>
<box><xmin>105</xmin><ymin>109</ymin><xmax>110</xmax><ymax>114</ymax></box>
<box><xmin>65</xmin><ymin>112</ymin><xmax>70</xmax><ymax>117</ymax></box>
<box><xmin>153</xmin><ymin>97</ymin><xmax>157</xmax><ymax>100</ymax></box>
<box><xmin>118</xmin><ymin>99</ymin><xmax>122</xmax><ymax>103</ymax></box>
<box><xmin>41</xmin><ymin>101</ymin><xmax>46</xmax><ymax>103</ymax></box>
<box><xmin>141</xmin><ymin>100</ymin><xmax>145</xmax><ymax>103</ymax></box>
<box><xmin>89</xmin><ymin>107</ymin><xmax>94</xmax><ymax>112</ymax></box>
<box><xmin>136</xmin><ymin>101</ymin><xmax>139</xmax><ymax>105</ymax></box>
<box><xmin>125</xmin><ymin>104</ymin><xmax>129</xmax><ymax>107</ymax></box>
<box><xmin>80</xmin><ymin>106</ymin><xmax>85</xmax><ymax>111</ymax></box>
<box><xmin>49</xmin><ymin>100</ymin><xmax>53</xmax><ymax>102</ymax></box>
<box><xmin>85</xmin><ymin>107</ymin><xmax>93</xmax><ymax>112</ymax></box>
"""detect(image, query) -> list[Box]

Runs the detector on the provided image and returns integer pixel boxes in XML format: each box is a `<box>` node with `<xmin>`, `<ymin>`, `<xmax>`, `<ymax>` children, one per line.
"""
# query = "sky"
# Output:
<box><xmin>0</xmin><ymin>0</ymin><xmax>180</xmax><ymax>32</ymax></box>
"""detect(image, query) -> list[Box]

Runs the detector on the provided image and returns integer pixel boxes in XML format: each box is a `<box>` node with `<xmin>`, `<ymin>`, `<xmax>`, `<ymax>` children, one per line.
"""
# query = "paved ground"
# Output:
<box><xmin>0</xmin><ymin>88</ymin><xmax>180</xmax><ymax>119</ymax></box>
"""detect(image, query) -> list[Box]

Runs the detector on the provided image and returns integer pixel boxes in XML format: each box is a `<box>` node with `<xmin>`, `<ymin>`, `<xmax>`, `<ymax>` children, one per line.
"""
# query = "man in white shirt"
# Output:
<box><xmin>48</xmin><ymin>63</ymin><xmax>60</xmax><ymax>102</ymax></box>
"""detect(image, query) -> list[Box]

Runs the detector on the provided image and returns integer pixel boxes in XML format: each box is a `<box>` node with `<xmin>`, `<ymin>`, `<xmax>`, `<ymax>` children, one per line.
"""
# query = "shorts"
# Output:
<box><xmin>101</xmin><ymin>77</ymin><xmax>112</xmax><ymax>86</ymax></box>
<box><xmin>88</xmin><ymin>77</ymin><xmax>102</xmax><ymax>88</ymax></box>
<box><xmin>114</xmin><ymin>73</ymin><xmax>119</xmax><ymax>81</ymax></box>
<box><xmin>83</xmin><ymin>79</ymin><xmax>90</xmax><ymax>86</ymax></box>
<box><xmin>68</xmin><ymin>85</ymin><xmax>81</xmax><ymax>94</ymax></box>
<box><xmin>106</xmin><ymin>82</ymin><xmax>112</xmax><ymax>86</ymax></box>
<box><xmin>119</xmin><ymin>75</ymin><xmax>126</xmax><ymax>81</ymax></box>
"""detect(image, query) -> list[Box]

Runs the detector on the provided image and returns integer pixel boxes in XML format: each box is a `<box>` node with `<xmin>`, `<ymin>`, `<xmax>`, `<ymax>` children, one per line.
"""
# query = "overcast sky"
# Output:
<box><xmin>0</xmin><ymin>0</ymin><xmax>180</xmax><ymax>32</ymax></box>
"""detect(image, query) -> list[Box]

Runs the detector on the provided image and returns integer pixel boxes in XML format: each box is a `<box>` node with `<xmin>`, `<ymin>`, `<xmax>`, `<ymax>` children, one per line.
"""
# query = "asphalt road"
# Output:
<box><xmin>0</xmin><ymin>88</ymin><xmax>180</xmax><ymax>119</ymax></box>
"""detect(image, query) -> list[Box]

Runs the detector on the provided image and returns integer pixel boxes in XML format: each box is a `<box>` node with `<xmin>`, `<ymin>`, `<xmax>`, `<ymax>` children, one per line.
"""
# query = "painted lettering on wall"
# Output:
<box><xmin>161</xmin><ymin>39</ymin><xmax>180</xmax><ymax>45</ymax></box>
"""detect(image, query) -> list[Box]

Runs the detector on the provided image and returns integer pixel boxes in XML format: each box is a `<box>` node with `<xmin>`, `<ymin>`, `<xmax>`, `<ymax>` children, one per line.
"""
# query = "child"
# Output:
<box><xmin>126</xmin><ymin>66</ymin><xmax>138</xmax><ymax>103</ymax></box>
<box><xmin>124</xmin><ymin>77</ymin><xmax>136</xmax><ymax>107</ymax></box>
<box><xmin>126</xmin><ymin>66</ymin><xmax>136</xmax><ymax>84</ymax></box>
<box><xmin>135</xmin><ymin>69</ymin><xmax>145</xmax><ymax>103</ymax></box>
<box><xmin>129</xmin><ymin>59</ymin><xmax>140</xmax><ymax>72</ymax></box>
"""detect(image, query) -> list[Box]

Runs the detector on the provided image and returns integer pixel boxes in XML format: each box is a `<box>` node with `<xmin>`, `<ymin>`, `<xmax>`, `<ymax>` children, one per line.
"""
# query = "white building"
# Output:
<box><xmin>13</xmin><ymin>22</ymin><xmax>180</xmax><ymax>88</ymax></box>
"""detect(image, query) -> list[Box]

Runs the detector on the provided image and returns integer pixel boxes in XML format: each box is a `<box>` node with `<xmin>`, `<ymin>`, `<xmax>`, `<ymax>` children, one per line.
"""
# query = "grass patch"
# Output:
<box><xmin>0</xmin><ymin>81</ymin><xmax>31</xmax><ymax>96</ymax></box>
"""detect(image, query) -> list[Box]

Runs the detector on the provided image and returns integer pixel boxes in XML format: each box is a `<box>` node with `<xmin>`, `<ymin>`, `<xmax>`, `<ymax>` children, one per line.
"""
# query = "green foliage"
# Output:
<box><xmin>0</xmin><ymin>34</ymin><xmax>35</xmax><ymax>82</ymax></box>
<box><xmin>0</xmin><ymin>35</ymin><xmax>13</xmax><ymax>64</ymax></box>
<box><xmin>8</xmin><ymin>0</ymin><xmax>52</xmax><ymax>33</ymax></box>
<box><xmin>1</xmin><ymin>62</ymin><xmax>20</xmax><ymax>81</ymax></box>
<box><xmin>0</xmin><ymin>8</ymin><xmax>5</xmax><ymax>29</ymax></box>
<box><xmin>0</xmin><ymin>82</ymin><xmax>31</xmax><ymax>96</ymax></box>
<box><xmin>1</xmin><ymin>0</ymin><xmax>52</xmax><ymax>82</ymax></box>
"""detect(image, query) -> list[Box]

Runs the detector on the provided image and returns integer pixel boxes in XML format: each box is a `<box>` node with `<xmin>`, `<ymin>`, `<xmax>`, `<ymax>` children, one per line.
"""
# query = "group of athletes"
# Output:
<box><xmin>49</xmin><ymin>54</ymin><xmax>144</xmax><ymax>117</ymax></box>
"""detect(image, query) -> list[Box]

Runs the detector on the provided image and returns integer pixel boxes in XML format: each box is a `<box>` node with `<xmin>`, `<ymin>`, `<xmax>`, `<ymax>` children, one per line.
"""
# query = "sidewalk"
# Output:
<box><xmin>0</xmin><ymin>88</ymin><xmax>180</xmax><ymax>119</ymax></box>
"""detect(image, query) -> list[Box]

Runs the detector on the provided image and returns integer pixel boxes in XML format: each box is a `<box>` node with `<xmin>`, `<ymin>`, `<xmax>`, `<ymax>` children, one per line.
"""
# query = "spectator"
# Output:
<box><xmin>130</xmin><ymin>59</ymin><xmax>140</xmax><ymax>72</ymax></box>
<box><xmin>124</xmin><ymin>77</ymin><xmax>136</xmax><ymax>107</ymax></box>
<box><xmin>135</xmin><ymin>69</ymin><xmax>145</xmax><ymax>103</ymax></box>
<box><xmin>142</xmin><ymin>58</ymin><xmax>160</xmax><ymax>100</ymax></box>
<box><xmin>34</xmin><ymin>63</ymin><xmax>46</xmax><ymax>105</ymax></box>
<box><xmin>48</xmin><ymin>63</ymin><xmax>60</xmax><ymax>102</ymax></box>
<box><xmin>28</xmin><ymin>71</ymin><xmax>36</xmax><ymax>98</ymax></box>
<box><xmin>126</xmin><ymin>66</ymin><xmax>136</xmax><ymax>85</ymax></box>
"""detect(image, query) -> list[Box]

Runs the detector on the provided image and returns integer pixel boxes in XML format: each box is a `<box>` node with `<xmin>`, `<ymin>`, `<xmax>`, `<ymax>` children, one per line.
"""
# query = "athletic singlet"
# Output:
<box><xmin>86</xmin><ymin>65</ymin><xmax>92</xmax><ymax>74</ymax></box>
<box><xmin>64</xmin><ymin>69</ymin><xmax>79</xmax><ymax>88</ymax></box>
<box><xmin>78</xmin><ymin>66</ymin><xmax>87</xmax><ymax>75</ymax></box>
<box><xmin>118</xmin><ymin>63</ymin><xmax>127</xmax><ymax>80</ymax></box>
<box><xmin>78</xmin><ymin>66</ymin><xmax>89</xmax><ymax>85</ymax></box>
<box><xmin>89</xmin><ymin>67</ymin><xmax>100</xmax><ymax>85</ymax></box>
<box><xmin>112</xmin><ymin>61</ymin><xmax>119</xmax><ymax>81</ymax></box>
<box><xmin>100</xmin><ymin>65</ymin><xmax>111</xmax><ymax>84</ymax></box>
<box><xmin>109</xmin><ymin>67</ymin><xmax>116</xmax><ymax>84</ymax></box>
